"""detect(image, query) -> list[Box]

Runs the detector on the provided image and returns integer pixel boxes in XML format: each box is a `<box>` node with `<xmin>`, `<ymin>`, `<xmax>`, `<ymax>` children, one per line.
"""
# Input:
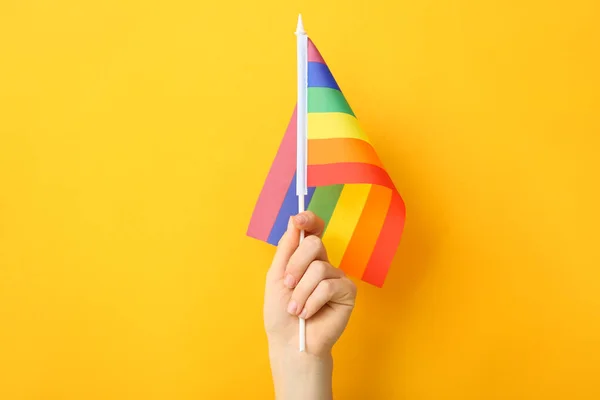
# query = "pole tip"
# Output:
<box><xmin>295</xmin><ymin>14</ymin><xmax>306</xmax><ymax>35</ymax></box>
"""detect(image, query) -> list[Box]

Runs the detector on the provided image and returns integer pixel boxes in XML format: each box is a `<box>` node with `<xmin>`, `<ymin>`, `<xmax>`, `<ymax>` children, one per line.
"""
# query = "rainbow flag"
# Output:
<box><xmin>247</xmin><ymin>39</ymin><xmax>405</xmax><ymax>287</ymax></box>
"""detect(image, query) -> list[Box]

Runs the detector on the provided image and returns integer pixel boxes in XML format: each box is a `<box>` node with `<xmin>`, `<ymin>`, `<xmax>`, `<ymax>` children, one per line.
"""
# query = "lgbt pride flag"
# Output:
<box><xmin>247</xmin><ymin>39</ymin><xmax>405</xmax><ymax>287</ymax></box>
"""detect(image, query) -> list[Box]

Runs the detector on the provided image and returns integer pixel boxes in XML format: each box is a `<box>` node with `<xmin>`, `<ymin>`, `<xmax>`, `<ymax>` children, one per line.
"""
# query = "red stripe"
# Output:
<box><xmin>308</xmin><ymin>39</ymin><xmax>326</xmax><ymax>64</ymax></box>
<box><xmin>307</xmin><ymin>163</ymin><xmax>395</xmax><ymax>189</ymax></box>
<box><xmin>247</xmin><ymin>108</ymin><xmax>297</xmax><ymax>240</ymax></box>
<box><xmin>361</xmin><ymin>191</ymin><xmax>406</xmax><ymax>287</ymax></box>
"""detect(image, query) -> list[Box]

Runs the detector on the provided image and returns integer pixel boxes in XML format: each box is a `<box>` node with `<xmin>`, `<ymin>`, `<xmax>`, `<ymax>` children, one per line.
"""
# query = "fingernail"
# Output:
<box><xmin>299</xmin><ymin>308</ymin><xmax>307</xmax><ymax>318</ymax></box>
<box><xmin>287</xmin><ymin>300</ymin><xmax>298</xmax><ymax>315</ymax></box>
<box><xmin>284</xmin><ymin>274</ymin><xmax>295</xmax><ymax>288</ymax></box>
<box><xmin>293</xmin><ymin>214</ymin><xmax>307</xmax><ymax>225</ymax></box>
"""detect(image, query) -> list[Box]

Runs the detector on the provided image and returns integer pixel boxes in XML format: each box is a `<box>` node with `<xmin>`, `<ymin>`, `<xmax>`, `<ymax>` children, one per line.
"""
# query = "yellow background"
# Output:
<box><xmin>1</xmin><ymin>0</ymin><xmax>599</xmax><ymax>398</ymax></box>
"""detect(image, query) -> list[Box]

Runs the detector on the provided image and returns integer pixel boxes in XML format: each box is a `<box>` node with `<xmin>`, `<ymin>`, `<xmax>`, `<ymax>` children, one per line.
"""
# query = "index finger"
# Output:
<box><xmin>266</xmin><ymin>218</ymin><xmax>300</xmax><ymax>281</ymax></box>
<box><xmin>291</xmin><ymin>211</ymin><xmax>325</xmax><ymax>237</ymax></box>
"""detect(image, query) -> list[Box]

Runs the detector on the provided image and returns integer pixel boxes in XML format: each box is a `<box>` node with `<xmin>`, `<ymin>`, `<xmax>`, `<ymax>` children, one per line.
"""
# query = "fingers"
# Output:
<box><xmin>283</xmin><ymin>235</ymin><xmax>328</xmax><ymax>288</ymax></box>
<box><xmin>292</xmin><ymin>211</ymin><xmax>325</xmax><ymax>237</ymax></box>
<box><xmin>304</xmin><ymin>278</ymin><xmax>357</xmax><ymax>319</ymax></box>
<box><xmin>292</xmin><ymin>277</ymin><xmax>356</xmax><ymax>319</ymax></box>
<box><xmin>266</xmin><ymin>212</ymin><xmax>325</xmax><ymax>283</ymax></box>
<box><xmin>267</xmin><ymin>218</ymin><xmax>299</xmax><ymax>280</ymax></box>
<box><xmin>286</xmin><ymin>261</ymin><xmax>345</xmax><ymax>316</ymax></box>
<box><xmin>272</xmin><ymin>212</ymin><xmax>357</xmax><ymax>320</ymax></box>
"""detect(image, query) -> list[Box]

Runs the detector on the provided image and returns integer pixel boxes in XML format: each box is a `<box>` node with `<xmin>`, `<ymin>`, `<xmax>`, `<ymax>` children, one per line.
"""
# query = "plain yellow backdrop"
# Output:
<box><xmin>1</xmin><ymin>0</ymin><xmax>599</xmax><ymax>398</ymax></box>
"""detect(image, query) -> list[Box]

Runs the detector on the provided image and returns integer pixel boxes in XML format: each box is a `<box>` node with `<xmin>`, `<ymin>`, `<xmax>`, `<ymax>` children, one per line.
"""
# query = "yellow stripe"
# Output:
<box><xmin>322</xmin><ymin>184</ymin><xmax>372</xmax><ymax>268</ymax></box>
<box><xmin>308</xmin><ymin>112</ymin><xmax>371</xmax><ymax>143</ymax></box>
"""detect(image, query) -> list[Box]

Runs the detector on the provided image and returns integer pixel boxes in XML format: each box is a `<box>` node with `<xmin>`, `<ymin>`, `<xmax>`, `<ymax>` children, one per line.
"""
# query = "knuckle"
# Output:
<box><xmin>310</xmin><ymin>260</ymin><xmax>328</xmax><ymax>277</ymax></box>
<box><xmin>303</xmin><ymin>234</ymin><xmax>322</xmax><ymax>251</ymax></box>
<box><xmin>320</xmin><ymin>279</ymin><xmax>333</xmax><ymax>294</ymax></box>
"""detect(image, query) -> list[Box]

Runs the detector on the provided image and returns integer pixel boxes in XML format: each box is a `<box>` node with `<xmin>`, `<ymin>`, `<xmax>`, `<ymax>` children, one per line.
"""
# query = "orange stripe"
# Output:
<box><xmin>308</xmin><ymin>138</ymin><xmax>383</xmax><ymax>168</ymax></box>
<box><xmin>338</xmin><ymin>185</ymin><xmax>392</xmax><ymax>279</ymax></box>
<box><xmin>362</xmin><ymin>191</ymin><xmax>406</xmax><ymax>287</ymax></box>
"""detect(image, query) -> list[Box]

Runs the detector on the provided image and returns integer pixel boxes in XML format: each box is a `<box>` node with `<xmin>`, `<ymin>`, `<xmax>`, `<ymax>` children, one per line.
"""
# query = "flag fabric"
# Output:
<box><xmin>247</xmin><ymin>38</ymin><xmax>405</xmax><ymax>287</ymax></box>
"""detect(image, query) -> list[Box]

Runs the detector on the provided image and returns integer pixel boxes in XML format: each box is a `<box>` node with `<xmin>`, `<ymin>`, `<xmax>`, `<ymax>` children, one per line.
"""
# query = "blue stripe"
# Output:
<box><xmin>267</xmin><ymin>175</ymin><xmax>316</xmax><ymax>245</ymax></box>
<box><xmin>308</xmin><ymin>62</ymin><xmax>340</xmax><ymax>90</ymax></box>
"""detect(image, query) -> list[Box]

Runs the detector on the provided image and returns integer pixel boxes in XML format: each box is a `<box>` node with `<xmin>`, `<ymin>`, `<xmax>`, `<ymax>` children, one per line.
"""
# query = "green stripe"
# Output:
<box><xmin>307</xmin><ymin>184</ymin><xmax>344</xmax><ymax>232</ymax></box>
<box><xmin>308</xmin><ymin>88</ymin><xmax>354</xmax><ymax>116</ymax></box>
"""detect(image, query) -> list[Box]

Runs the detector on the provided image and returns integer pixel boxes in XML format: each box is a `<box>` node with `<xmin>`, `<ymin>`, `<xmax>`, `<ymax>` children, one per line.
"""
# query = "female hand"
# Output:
<box><xmin>263</xmin><ymin>211</ymin><xmax>357</xmax><ymax>399</ymax></box>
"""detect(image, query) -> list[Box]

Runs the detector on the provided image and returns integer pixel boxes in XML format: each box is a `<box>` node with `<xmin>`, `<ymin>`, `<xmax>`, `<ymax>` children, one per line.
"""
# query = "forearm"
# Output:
<box><xmin>268</xmin><ymin>343</ymin><xmax>333</xmax><ymax>400</ymax></box>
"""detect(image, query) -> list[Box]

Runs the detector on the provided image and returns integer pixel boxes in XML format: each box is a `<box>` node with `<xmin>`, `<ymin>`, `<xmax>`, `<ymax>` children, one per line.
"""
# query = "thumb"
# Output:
<box><xmin>291</xmin><ymin>211</ymin><xmax>325</xmax><ymax>237</ymax></box>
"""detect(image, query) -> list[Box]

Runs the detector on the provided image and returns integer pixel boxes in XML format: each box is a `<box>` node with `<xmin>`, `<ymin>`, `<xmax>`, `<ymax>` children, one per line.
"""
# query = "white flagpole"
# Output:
<box><xmin>295</xmin><ymin>13</ymin><xmax>308</xmax><ymax>352</ymax></box>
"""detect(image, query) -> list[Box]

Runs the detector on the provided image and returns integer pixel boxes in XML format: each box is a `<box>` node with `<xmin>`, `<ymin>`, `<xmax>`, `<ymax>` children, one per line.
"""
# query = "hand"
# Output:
<box><xmin>264</xmin><ymin>211</ymin><xmax>357</xmax><ymax>399</ymax></box>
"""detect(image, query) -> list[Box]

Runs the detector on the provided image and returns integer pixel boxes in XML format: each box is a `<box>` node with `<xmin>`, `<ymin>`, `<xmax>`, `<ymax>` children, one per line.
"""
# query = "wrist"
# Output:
<box><xmin>268</xmin><ymin>341</ymin><xmax>333</xmax><ymax>400</ymax></box>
